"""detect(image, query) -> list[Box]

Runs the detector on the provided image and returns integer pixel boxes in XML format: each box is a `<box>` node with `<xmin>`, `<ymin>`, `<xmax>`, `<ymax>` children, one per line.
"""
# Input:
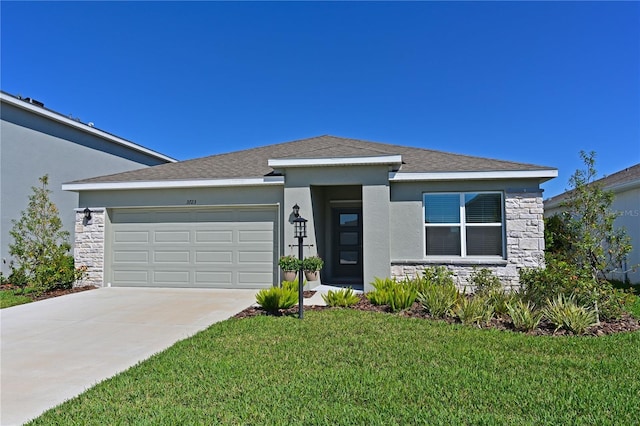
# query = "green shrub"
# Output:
<box><xmin>417</xmin><ymin>281</ymin><xmax>459</xmax><ymax>318</ymax></box>
<box><xmin>281</xmin><ymin>279</ymin><xmax>307</xmax><ymax>292</ymax></box>
<box><xmin>455</xmin><ymin>296</ymin><xmax>494</xmax><ymax>326</ymax></box>
<box><xmin>367</xmin><ymin>289</ymin><xmax>389</xmax><ymax>306</ymax></box>
<box><xmin>367</xmin><ymin>277</ymin><xmax>396</xmax><ymax>305</ymax></box>
<box><xmin>470</xmin><ymin>268</ymin><xmax>502</xmax><ymax>296</ymax></box>
<box><xmin>519</xmin><ymin>257</ymin><xmax>588</xmax><ymax>307</ymax></box>
<box><xmin>421</xmin><ymin>266</ymin><xmax>455</xmax><ymax>288</ymax></box>
<box><xmin>255</xmin><ymin>286</ymin><xmax>298</xmax><ymax>313</ymax></box>
<box><xmin>366</xmin><ymin>277</ymin><xmax>417</xmax><ymax>311</ymax></box>
<box><xmin>507</xmin><ymin>300</ymin><xmax>543</xmax><ymax>332</ymax></box>
<box><xmin>543</xmin><ymin>294</ymin><xmax>598</xmax><ymax>335</ymax></box>
<box><xmin>302</xmin><ymin>256</ymin><xmax>324</xmax><ymax>272</ymax></box>
<box><xmin>519</xmin><ymin>256</ymin><xmax>626</xmax><ymax>321</ymax></box>
<box><xmin>388</xmin><ymin>285</ymin><xmax>417</xmax><ymax>312</ymax></box>
<box><xmin>371</xmin><ymin>277</ymin><xmax>397</xmax><ymax>292</ymax></box>
<box><xmin>33</xmin><ymin>253</ymin><xmax>86</xmax><ymax>293</ymax></box>
<box><xmin>322</xmin><ymin>288</ymin><xmax>360</xmax><ymax>307</ymax></box>
<box><xmin>278</xmin><ymin>255</ymin><xmax>301</xmax><ymax>271</ymax></box>
<box><xmin>487</xmin><ymin>289</ymin><xmax>519</xmax><ymax>316</ymax></box>
<box><xmin>8</xmin><ymin>175</ymin><xmax>78</xmax><ymax>294</ymax></box>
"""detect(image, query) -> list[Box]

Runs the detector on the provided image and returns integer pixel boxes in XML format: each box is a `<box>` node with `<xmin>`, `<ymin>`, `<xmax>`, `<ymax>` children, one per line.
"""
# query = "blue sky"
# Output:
<box><xmin>2</xmin><ymin>1</ymin><xmax>638</xmax><ymax>197</ymax></box>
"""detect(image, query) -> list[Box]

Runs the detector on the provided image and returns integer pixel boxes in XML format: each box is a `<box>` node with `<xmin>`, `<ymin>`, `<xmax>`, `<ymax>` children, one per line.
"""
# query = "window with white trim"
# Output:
<box><xmin>423</xmin><ymin>192</ymin><xmax>504</xmax><ymax>257</ymax></box>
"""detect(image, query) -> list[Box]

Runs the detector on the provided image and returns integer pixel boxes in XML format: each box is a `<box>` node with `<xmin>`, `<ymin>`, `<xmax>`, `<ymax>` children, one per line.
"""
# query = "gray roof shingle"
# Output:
<box><xmin>71</xmin><ymin>135</ymin><xmax>556</xmax><ymax>184</ymax></box>
<box><xmin>545</xmin><ymin>163</ymin><xmax>640</xmax><ymax>205</ymax></box>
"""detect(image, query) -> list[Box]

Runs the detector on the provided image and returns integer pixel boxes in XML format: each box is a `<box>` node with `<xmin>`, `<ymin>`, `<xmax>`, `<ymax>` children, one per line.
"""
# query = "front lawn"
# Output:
<box><xmin>0</xmin><ymin>288</ymin><xmax>32</xmax><ymax>308</ymax></box>
<box><xmin>30</xmin><ymin>309</ymin><xmax>640</xmax><ymax>425</ymax></box>
<box><xmin>0</xmin><ymin>285</ymin><xmax>96</xmax><ymax>309</ymax></box>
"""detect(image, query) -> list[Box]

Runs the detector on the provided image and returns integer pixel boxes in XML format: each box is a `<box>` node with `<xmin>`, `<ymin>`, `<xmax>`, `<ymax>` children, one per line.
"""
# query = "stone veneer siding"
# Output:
<box><xmin>73</xmin><ymin>208</ymin><xmax>105</xmax><ymax>287</ymax></box>
<box><xmin>391</xmin><ymin>191</ymin><xmax>545</xmax><ymax>292</ymax></box>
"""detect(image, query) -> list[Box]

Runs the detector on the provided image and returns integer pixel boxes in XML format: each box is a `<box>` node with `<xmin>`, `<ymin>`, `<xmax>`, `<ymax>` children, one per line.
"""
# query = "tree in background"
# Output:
<box><xmin>559</xmin><ymin>151</ymin><xmax>632</xmax><ymax>282</ymax></box>
<box><xmin>8</xmin><ymin>175</ymin><xmax>82</xmax><ymax>293</ymax></box>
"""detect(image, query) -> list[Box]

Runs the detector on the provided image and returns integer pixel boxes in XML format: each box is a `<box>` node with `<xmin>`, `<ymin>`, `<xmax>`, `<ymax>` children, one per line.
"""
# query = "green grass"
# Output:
<box><xmin>0</xmin><ymin>289</ymin><xmax>32</xmax><ymax>308</ymax></box>
<box><xmin>628</xmin><ymin>295</ymin><xmax>640</xmax><ymax>318</ymax></box>
<box><xmin>29</xmin><ymin>309</ymin><xmax>640</xmax><ymax>425</ymax></box>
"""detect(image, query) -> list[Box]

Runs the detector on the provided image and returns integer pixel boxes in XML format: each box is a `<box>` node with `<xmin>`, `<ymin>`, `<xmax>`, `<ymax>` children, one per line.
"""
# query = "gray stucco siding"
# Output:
<box><xmin>78</xmin><ymin>186</ymin><xmax>284</xmax><ymax>210</ymax></box>
<box><xmin>1</xmin><ymin>111</ymin><xmax>168</xmax><ymax>274</ymax></box>
<box><xmin>1</xmin><ymin>103</ymin><xmax>168</xmax><ymax>167</ymax></box>
<box><xmin>362</xmin><ymin>184</ymin><xmax>391</xmax><ymax>290</ymax></box>
<box><xmin>389</xmin><ymin>180</ymin><xmax>546</xmax><ymax>290</ymax></box>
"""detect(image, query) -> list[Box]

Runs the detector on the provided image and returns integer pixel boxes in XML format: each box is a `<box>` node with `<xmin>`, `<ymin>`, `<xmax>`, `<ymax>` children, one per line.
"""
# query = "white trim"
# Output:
<box><xmin>1</xmin><ymin>92</ymin><xmax>176</xmax><ymax>163</ymax></box>
<box><xmin>268</xmin><ymin>155</ymin><xmax>402</xmax><ymax>168</ymax></box>
<box><xmin>390</xmin><ymin>169</ymin><xmax>558</xmax><ymax>181</ymax></box>
<box><xmin>62</xmin><ymin>176</ymin><xmax>285</xmax><ymax>191</ymax></box>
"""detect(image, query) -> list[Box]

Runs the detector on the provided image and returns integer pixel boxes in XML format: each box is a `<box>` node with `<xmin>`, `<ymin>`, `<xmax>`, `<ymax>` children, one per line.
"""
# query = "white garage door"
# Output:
<box><xmin>108</xmin><ymin>207</ymin><xmax>277</xmax><ymax>289</ymax></box>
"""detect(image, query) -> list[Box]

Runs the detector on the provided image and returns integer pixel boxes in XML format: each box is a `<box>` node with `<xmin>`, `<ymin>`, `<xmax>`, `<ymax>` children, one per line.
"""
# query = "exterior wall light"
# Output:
<box><xmin>83</xmin><ymin>207</ymin><xmax>92</xmax><ymax>221</ymax></box>
<box><xmin>292</xmin><ymin>203</ymin><xmax>300</xmax><ymax>218</ymax></box>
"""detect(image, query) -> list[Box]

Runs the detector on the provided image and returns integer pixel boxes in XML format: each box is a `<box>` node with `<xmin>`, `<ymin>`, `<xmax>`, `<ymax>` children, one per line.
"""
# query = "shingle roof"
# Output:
<box><xmin>545</xmin><ymin>163</ymin><xmax>640</xmax><ymax>206</ymax></box>
<box><xmin>71</xmin><ymin>135</ymin><xmax>555</xmax><ymax>184</ymax></box>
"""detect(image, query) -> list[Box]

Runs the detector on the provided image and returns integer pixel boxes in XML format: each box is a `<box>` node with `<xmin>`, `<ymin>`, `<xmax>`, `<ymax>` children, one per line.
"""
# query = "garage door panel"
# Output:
<box><xmin>154</xmin><ymin>251</ymin><xmax>190</xmax><ymax>263</ymax></box>
<box><xmin>238</xmin><ymin>272</ymin><xmax>273</xmax><ymax>286</ymax></box>
<box><xmin>114</xmin><ymin>231</ymin><xmax>149</xmax><ymax>243</ymax></box>
<box><xmin>154</xmin><ymin>270</ymin><xmax>190</xmax><ymax>284</ymax></box>
<box><xmin>110</xmin><ymin>208</ymin><xmax>276</xmax><ymax>289</ymax></box>
<box><xmin>239</xmin><ymin>229</ymin><xmax>273</xmax><ymax>243</ymax></box>
<box><xmin>154</xmin><ymin>230</ymin><xmax>190</xmax><ymax>243</ymax></box>
<box><xmin>114</xmin><ymin>270</ymin><xmax>149</xmax><ymax>284</ymax></box>
<box><xmin>238</xmin><ymin>251</ymin><xmax>272</xmax><ymax>263</ymax></box>
<box><xmin>195</xmin><ymin>230</ymin><xmax>233</xmax><ymax>243</ymax></box>
<box><xmin>195</xmin><ymin>251</ymin><xmax>233</xmax><ymax>264</ymax></box>
<box><xmin>113</xmin><ymin>251</ymin><xmax>149</xmax><ymax>263</ymax></box>
<box><xmin>195</xmin><ymin>271</ymin><xmax>233</xmax><ymax>285</ymax></box>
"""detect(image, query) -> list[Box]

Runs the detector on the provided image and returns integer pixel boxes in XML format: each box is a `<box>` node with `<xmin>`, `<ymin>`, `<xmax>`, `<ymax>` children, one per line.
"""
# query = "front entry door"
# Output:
<box><xmin>332</xmin><ymin>207</ymin><xmax>363</xmax><ymax>284</ymax></box>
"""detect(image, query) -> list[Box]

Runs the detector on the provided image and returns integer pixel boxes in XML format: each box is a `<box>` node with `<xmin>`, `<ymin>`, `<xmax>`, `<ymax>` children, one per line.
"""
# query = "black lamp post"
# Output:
<box><xmin>293</xmin><ymin>206</ymin><xmax>307</xmax><ymax>319</ymax></box>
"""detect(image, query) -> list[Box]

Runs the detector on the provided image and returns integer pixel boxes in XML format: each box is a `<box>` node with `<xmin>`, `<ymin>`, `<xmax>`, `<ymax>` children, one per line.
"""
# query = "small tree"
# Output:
<box><xmin>8</xmin><ymin>175</ymin><xmax>78</xmax><ymax>293</ymax></box>
<box><xmin>560</xmin><ymin>151</ymin><xmax>632</xmax><ymax>282</ymax></box>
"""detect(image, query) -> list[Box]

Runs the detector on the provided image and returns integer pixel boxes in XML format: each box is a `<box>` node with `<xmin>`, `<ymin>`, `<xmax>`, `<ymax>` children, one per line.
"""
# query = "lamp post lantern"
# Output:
<box><xmin>292</xmin><ymin>207</ymin><xmax>307</xmax><ymax>319</ymax></box>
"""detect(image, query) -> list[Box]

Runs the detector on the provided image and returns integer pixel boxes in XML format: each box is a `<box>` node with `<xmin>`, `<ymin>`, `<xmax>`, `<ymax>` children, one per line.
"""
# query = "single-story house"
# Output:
<box><xmin>0</xmin><ymin>91</ymin><xmax>175</xmax><ymax>275</ymax></box>
<box><xmin>545</xmin><ymin>163</ymin><xmax>640</xmax><ymax>284</ymax></box>
<box><xmin>63</xmin><ymin>135</ymin><xmax>557</xmax><ymax>292</ymax></box>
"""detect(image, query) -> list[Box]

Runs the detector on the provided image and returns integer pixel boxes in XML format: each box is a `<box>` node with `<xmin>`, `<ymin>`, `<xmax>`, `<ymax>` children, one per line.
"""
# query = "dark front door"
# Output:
<box><xmin>332</xmin><ymin>207</ymin><xmax>363</xmax><ymax>283</ymax></box>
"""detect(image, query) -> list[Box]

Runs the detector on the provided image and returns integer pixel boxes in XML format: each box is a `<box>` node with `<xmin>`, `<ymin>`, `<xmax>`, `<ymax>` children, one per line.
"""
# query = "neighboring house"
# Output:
<box><xmin>63</xmin><ymin>135</ymin><xmax>557</xmax><ymax>292</ymax></box>
<box><xmin>0</xmin><ymin>91</ymin><xmax>176</xmax><ymax>276</ymax></box>
<box><xmin>545</xmin><ymin>163</ymin><xmax>640</xmax><ymax>284</ymax></box>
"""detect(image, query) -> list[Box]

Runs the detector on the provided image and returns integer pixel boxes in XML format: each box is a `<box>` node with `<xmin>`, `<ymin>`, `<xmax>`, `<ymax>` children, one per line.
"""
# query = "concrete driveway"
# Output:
<box><xmin>0</xmin><ymin>287</ymin><xmax>258</xmax><ymax>426</ymax></box>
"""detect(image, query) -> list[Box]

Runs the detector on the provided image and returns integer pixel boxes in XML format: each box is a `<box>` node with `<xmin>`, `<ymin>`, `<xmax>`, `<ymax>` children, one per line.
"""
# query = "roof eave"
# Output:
<box><xmin>389</xmin><ymin>169</ymin><xmax>558</xmax><ymax>182</ymax></box>
<box><xmin>62</xmin><ymin>176</ymin><xmax>285</xmax><ymax>191</ymax></box>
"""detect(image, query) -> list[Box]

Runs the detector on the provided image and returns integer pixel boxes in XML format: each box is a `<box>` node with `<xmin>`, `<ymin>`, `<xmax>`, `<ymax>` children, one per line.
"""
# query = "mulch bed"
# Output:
<box><xmin>4</xmin><ymin>283</ymin><xmax>638</xmax><ymax>336</ymax></box>
<box><xmin>0</xmin><ymin>284</ymin><xmax>97</xmax><ymax>301</ymax></box>
<box><xmin>234</xmin><ymin>294</ymin><xmax>640</xmax><ymax>337</ymax></box>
